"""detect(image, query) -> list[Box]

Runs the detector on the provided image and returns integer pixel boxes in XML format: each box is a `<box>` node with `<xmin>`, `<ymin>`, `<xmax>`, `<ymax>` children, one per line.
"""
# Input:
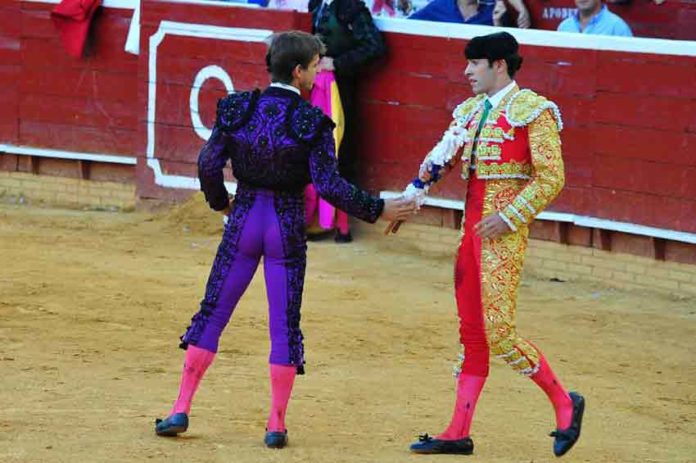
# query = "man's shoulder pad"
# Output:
<box><xmin>452</xmin><ymin>95</ymin><xmax>486</xmax><ymax>126</ymax></box>
<box><xmin>215</xmin><ymin>90</ymin><xmax>261</xmax><ymax>133</ymax></box>
<box><xmin>505</xmin><ymin>89</ymin><xmax>563</xmax><ymax>131</ymax></box>
<box><xmin>290</xmin><ymin>100</ymin><xmax>336</xmax><ymax>144</ymax></box>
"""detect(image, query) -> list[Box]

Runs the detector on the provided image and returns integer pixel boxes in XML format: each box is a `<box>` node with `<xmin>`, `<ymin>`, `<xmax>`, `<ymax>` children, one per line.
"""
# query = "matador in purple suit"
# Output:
<box><xmin>154</xmin><ymin>31</ymin><xmax>415</xmax><ymax>449</ymax></box>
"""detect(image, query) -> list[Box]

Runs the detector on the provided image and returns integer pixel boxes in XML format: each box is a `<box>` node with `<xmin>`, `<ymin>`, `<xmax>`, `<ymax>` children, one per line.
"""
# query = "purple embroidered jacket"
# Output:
<box><xmin>197</xmin><ymin>86</ymin><xmax>384</xmax><ymax>222</ymax></box>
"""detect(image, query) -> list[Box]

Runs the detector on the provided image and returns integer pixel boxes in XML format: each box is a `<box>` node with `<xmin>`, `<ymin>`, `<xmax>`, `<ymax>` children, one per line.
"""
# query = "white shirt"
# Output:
<box><xmin>486</xmin><ymin>80</ymin><xmax>517</xmax><ymax>110</ymax></box>
<box><xmin>270</xmin><ymin>82</ymin><xmax>301</xmax><ymax>95</ymax></box>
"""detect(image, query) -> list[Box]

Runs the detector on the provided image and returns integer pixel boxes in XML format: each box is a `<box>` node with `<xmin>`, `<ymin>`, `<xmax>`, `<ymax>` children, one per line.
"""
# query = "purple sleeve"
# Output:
<box><xmin>197</xmin><ymin>126</ymin><xmax>230</xmax><ymax>211</ymax></box>
<box><xmin>309</xmin><ymin>129</ymin><xmax>384</xmax><ymax>223</ymax></box>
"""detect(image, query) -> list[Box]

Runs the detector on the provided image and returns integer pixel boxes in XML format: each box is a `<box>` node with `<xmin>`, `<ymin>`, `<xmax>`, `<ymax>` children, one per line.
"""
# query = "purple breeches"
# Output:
<box><xmin>180</xmin><ymin>186</ymin><xmax>307</xmax><ymax>372</ymax></box>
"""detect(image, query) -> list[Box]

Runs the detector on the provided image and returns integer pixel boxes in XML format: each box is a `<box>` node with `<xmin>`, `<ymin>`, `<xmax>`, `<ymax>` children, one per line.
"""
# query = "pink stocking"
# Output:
<box><xmin>530</xmin><ymin>356</ymin><xmax>573</xmax><ymax>430</ymax></box>
<box><xmin>336</xmin><ymin>210</ymin><xmax>349</xmax><ymax>235</ymax></box>
<box><xmin>437</xmin><ymin>374</ymin><xmax>486</xmax><ymax>440</ymax></box>
<box><xmin>267</xmin><ymin>364</ymin><xmax>297</xmax><ymax>432</ymax></box>
<box><xmin>171</xmin><ymin>345</ymin><xmax>215</xmax><ymax>415</ymax></box>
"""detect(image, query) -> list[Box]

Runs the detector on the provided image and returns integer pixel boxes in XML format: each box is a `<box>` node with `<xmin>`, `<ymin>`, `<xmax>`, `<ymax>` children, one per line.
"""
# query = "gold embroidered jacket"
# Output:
<box><xmin>421</xmin><ymin>86</ymin><xmax>565</xmax><ymax>231</ymax></box>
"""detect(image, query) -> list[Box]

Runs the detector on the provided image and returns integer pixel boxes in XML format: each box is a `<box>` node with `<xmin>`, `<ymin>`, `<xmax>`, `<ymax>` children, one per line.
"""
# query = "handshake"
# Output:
<box><xmin>381</xmin><ymin>166</ymin><xmax>433</xmax><ymax>235</ymax></box>
<box><xmin>380</xmin><ymin>195</ymin><xmax>418</xmax><ymax>234</ymax></box>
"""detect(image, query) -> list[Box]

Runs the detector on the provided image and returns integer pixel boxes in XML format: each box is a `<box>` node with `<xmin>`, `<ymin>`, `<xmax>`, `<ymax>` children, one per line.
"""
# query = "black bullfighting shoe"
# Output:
<box><xmin>264</xmin><ymin>429</ymin><xmax>288</xmax><ymax>449</ymax></box>
<box><xmin>550</xmin><ymin>391</ymin><xmax>585</xmax><ymax>457</ymax></box>
<box><xmin>155</xmin><ymin>412</ymin><xmax>189</xmax><ymax>437</ymax></box>
<box><xmin>334</xmin><ymin>231</ymin><xmax>353</xmax><ymax>243</ymax></box>
<box><xmin>409</xmin><ymin>433</ymin><xmax>474</xmax><ymax>455</ymax></box>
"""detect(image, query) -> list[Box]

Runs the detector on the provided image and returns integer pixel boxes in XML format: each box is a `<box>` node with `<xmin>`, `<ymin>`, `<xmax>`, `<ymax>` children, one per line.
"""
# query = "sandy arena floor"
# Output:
<box><xmin>1</xmin><ymin>197</ymin><xmax>695</xmax><ymax>463</ymax></box>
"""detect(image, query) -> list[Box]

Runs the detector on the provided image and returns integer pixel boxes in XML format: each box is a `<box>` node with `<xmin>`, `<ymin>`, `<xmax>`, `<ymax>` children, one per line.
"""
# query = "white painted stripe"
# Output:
<box><xmin>144</xmin><ymin>158</ymin><xmax>237</xmax><ymax>192</ymax></box>
<box><xmin>154</xmin><ymin>0</ymin><xmax>259</xmax><ymax>8</ymax></box>
<box><xmin>0</xmin><ymin>144</ymin><xmax>137</xmax><ymax>165</ymax></box>
<box><xmin>374</xmin><ymin>17</ymin><xmax>696</xmax><ymax>58</ymax></box>
<box><xmin>379</xmin><ymin>190</ymin><xmax>696</xmax><ymax>244</ymax></box>
<box><xmin>573</xmin><ymin>216</ymin><xmax>696</xmax><ymax>245</ymax></box>
<box><xmin>23</xmin><ymin>0</ymin><xmax>257</xmax><ymax>9</ymax></box>
<box><xmin>124</xmin><ymin>0</ymin><xmax>141</xmax><ymax>55</ymax></box>
<box><xmin>146</xmin><ymin>21</ymin><xmax>272</xmax><ymax>189</ymax></box>
<box><xmin>24</xmin><ymin>0</ymin><xmax>139</xmax><ymax>8</ymax></box>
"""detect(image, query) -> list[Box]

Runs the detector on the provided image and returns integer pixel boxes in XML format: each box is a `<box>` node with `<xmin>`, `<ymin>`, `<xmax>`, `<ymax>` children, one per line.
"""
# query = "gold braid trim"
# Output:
<box><xmin>452</xmin><ymin>94</ymin><xmax>487</xmax><ymax>127</ymax></box>
<box><xmin>499</xmin><ymin>110</ymin><xmax>565</xmax><ymax>229</ymax></box>
<box><xmin>505</xmin><ymin>89</ymin><xmax>563</xmax><ymax>131</ymax></box>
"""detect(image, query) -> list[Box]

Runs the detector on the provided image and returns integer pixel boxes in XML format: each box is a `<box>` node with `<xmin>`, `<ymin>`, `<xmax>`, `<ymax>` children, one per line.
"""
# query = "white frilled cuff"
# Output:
<box><xmin>402</xmin><ymin>182</ymin><xmax>428</xmax><ymax>210</ymax></box>
<box><xmin>421</xmin><ymin>124</ymin><xmax>469</xmax><ymax>173</ymax></box>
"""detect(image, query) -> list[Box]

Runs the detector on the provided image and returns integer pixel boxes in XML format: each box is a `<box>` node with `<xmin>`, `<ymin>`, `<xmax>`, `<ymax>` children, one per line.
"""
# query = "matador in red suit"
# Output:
<box><xmin>399</xmin><ymin>32</ymin><xmax>585</xmax><ymax>458</ymax></box>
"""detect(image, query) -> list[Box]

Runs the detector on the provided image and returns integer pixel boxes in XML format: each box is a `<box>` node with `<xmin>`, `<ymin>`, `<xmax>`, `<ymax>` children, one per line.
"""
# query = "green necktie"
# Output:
<box><xmin>474</xmin><ymin>99</ymin><xmax>493</xmax><ymax>142</ymax></box>
<box><xmin>472</xmin><ymin>99</ymin><xmax>493</xmax><ymax>163</ymax></box>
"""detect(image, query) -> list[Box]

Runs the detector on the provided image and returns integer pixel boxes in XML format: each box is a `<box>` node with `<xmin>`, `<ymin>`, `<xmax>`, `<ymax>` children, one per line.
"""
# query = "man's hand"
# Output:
<box><xmin>516</xmin><ymin>7</ymin><xmax>531</xmax><ymax>28</ymax></box>
<box><xmin>475</xmin><ymin>213</ymin><xmax>511</xmax><ymax>239</ymax></box>
<box><xmin>318</xmin><ymin>57</ymin><xmax>335</xmax><ymax>72</ymax></box>
<box><xmin>381</xmin><ymin>196</ymin><xmax>417</xmax><ymax>222</ymax></box>
<box><xmin>505</xmin><ymin>0</ymin><xmax>531</xmax><ymax>28</ymax></box>
<box><xmin>493</xmin><ymin>0</ymin><xmax>507</xmax><ymax>26</ymax></box>
<box><xmin>418</xmin><ymin>163</ymin><xmax>432</xmax><ymax>183</ymax></box>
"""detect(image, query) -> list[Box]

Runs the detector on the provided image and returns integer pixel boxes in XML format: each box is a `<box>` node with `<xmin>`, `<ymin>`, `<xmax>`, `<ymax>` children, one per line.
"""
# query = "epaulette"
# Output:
<box><xmin>452</xmin><ymin>94</ymin><xmax>486</xmax><ymax>127</ymax></box>
<box><xmin>505</xmin><ymin>89</ymin><xmax>563</xmax><ymax>131</ymax></box>
<box><xmin>215</xmin><ymin>89</ymin><xmax>261</xmax><ymax>134</ymax></box>
<box><xmin>289</xmin><ymin>100</ymin><xmax>336</xmax><ymax>144</ymax></box>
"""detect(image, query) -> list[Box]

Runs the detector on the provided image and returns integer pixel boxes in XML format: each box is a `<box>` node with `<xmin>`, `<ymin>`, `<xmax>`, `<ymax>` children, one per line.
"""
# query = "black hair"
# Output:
<box><xmin>464</xmin><ymin>31</ymin><xmax>523</xmax><ymax>78</ymax></box>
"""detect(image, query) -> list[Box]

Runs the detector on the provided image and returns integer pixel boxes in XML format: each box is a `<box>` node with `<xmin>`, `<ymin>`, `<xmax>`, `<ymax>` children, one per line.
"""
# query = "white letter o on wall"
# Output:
<box><xmin>190</xmin><ymin>65</ymin><xmax>235</xmax><ymax>141</ymax></box>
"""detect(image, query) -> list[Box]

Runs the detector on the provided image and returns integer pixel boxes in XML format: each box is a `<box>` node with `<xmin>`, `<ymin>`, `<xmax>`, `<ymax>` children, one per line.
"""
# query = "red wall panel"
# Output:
<box><xmin>3</xmin><ymin>0</ymin><xmax>695</xmax><ymax>235</ymax></box>
<box><xmin>12</xmin><ymin>2</ymin><xmax>139</xmax><ymax>156</ymax></box>
<box><xmin>0</xmin><ymin>0</ymin><xmax>21</xmax><ymax>144</ymax></box>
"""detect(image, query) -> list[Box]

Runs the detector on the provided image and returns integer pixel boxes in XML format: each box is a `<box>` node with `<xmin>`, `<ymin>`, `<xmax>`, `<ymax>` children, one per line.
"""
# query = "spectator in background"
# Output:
<box><xmin>372</xmin><ymin>0</ymin><xmax>397</xmax><ymax>16</ymax></box>
<box><xmin>409</xmin><ymin>0</ymin><xmax>531</xmax><ymax>29</ymax></box>
<box><xmin>557</xmin><ymin>0</ymin><xmax>633</xmax><ymax>36</ymax></box>
<box><xmin>309</xmin><ymin>0</ymin><xmax>387</xmax><ymax>242</ymax></box>
<box><xmin>266</xmin><ymin>0</ymin><xmax>308</xmax><ymax>9</ymax></box>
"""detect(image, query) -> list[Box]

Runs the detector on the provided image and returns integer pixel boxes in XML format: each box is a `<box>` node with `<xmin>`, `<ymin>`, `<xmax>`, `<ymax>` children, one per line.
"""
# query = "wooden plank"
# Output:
<box><xmin>19</xmin><ymin>120</ymin><xmax>137</xmax><ymax>155</ymax></box>
<box><xmin>0</xmin><ymin>66</ymin><xmax>19</xmax><ymax>143</ymax></box>
<box><xmin>141</xmin><ymin>0</ymin><xmax>307</xmax><ymax>31</ymax></box>
<box><xmin>590</xmin><ymin>188</ymin><xmax>695</xmax><ymax>233</ymax></box>
<box><xmin>21</xmin><ymin>36</ymin><xmax>136</xmax><ymax>74</ymax></box>
<box><xmin>665</xmin><ymin>240</ymin><xmax>696</xmax><ymax>265</ymax></box>
<box><xmin>362</xmin><ymin>71</ymin><xmax>454</xmax><ymax>110</ymax></box>
<box><xmin>154</xmin><ymin>58</ymin><xmax>266</xmax><ymax>90</ymax></box>
<box><xmin>0</xmin><ymin>4</ymin><xmax>22</xmax><ymax>65</ymax></box>
<box><xmin>592</xmin><ymin>125</ymin><xmax>693</xmax><ymax>166</ymax></box>
<box><xmin>151</xmin><ymin>123</ymin><xmax>207</xmax><ymax>164</ymax></box>
<box><xmin>78</xmin><ymin>159</ymin><xmax>91</xmax><ymax>180</ymax></box>
<box><xmin>0</xmin><ymin>153</ymin><xmax>18</xmax><ymax>171</ymax></box>
<box><xmin>20</xmin><ymin>68</ymin><xmax>137</xmax><ymax>102</ymax></box>
<box><xmin>597</xmin><ymin>53</ymin><xmax>696</xmax><ymax>99</ymax></box>
<box><xmin>19</xmin><ymin>93</ymin><xmax>137</xmax><ymax>131</ymax></box>
<box><xmin>592</xmin><ymin>154</ymin><xmax>693</xmax><ymax>199</ymax></box>
<box><xmin>150</xmin><ymin>82</ymin><xmax>229</xmax><ymax>127</ymax></box>
<box><xmin>592</xmin><ymin>229</ymin><xmax>613</xmax><ymax>252</ymax></box>
<box><xmin>594</xmin><ymin>92</ymin><xmax>693</xmax><ymax>131</ymax></box>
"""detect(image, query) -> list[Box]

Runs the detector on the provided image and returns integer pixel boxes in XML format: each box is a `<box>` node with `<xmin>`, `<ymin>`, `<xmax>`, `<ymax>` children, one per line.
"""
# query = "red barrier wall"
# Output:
<box><xmin>5</xmin><ymin>0</ymin><xmax>139</xmax><ymax>156</ymax></box>
<box><xmin>359</xmin><ymin>31</ymin><xmax>696</xmax><ymax>233</ymax></box>
<box><xmin>0</xmin><ymin>0</ymin><xmax>22</xmax><ymax>146</ymax></box>
<box><xmin>2</xmin><ymin>0</ymin><xmax>696</xmax><ymax>237</ymax></box>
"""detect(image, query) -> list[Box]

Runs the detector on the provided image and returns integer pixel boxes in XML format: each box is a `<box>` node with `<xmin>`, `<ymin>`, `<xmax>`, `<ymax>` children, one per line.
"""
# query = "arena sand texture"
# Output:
<box><xmin>1</xmin><ymin>195</ymin><xmax>694</xmax><ymax>463</ymax></box>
